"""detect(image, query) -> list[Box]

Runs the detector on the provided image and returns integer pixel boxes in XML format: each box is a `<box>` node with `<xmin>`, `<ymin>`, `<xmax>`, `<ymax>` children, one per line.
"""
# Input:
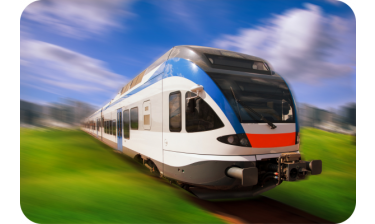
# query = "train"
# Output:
<box><xmin>83</xmin><ymin>45</ymin><xmax>322</xmax><ymax>199</ymax></box>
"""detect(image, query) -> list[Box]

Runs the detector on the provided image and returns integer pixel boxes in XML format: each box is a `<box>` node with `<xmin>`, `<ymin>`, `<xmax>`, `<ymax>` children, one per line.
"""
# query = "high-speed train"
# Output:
<box><xmin>83</xmin><ymin>46</ymin><xmax>322</xmax><ymax>199</ymax></box>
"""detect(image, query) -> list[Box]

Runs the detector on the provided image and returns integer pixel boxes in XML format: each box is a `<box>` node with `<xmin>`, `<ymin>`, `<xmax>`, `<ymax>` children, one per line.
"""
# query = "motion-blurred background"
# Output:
<box><xmin>19</xmin><ymin>0</ymin><xmax>356</xmax><ymax>223</ymax></box>
<box><xmin>20</xmin><ymin>0</ymin><xmax>355</xmax><ymax>132</ymax></box>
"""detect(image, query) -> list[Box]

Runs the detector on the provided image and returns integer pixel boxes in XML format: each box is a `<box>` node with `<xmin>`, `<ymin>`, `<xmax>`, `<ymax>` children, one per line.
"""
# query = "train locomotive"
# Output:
<box><xmin>83</xmin><ymin>46</ymin><xmax>322</xmax><ymax>199</ymax></box>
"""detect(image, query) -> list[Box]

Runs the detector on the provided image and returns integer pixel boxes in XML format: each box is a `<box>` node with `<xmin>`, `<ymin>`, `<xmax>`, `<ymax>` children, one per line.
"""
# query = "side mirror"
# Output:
<box><xmin>190</xmin><ymin>84</ymin><xmax>204</xmax><ymax>93</ymax></box>
<box><xmin>187</xmin><ymin>85</ymin><xmax>204</xmax><ymax>103</ymax></box>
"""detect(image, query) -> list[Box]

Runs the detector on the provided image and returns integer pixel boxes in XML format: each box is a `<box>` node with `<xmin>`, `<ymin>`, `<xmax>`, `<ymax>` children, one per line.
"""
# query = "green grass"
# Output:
<box><xmin>262</xmin><ymin>127</ymin><xmax>356</xmax><ymax>223</ymax></box>
<box><xmin>20</xmin><ymin>129</ymin><xmax>224</xmax><ymax>223</ymax></box>
<box><xmin>21</xmin><ymin>128</ymin><xmax>356</xmax><ymax>223</ymax></box>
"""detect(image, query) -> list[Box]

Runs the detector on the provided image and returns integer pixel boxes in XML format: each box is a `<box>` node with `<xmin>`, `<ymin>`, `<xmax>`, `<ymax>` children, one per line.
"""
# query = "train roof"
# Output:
<box><xmin>86</xmin><ymin>46</ymin><xmax>277</xmax><ymax>119</ymax></box>
<box><xmin>173</xmin><ymin>45</ymin><xmax>267</xmax><ymax>63</ymax></box>
<box><xmin>170</xmin><ymin>45</ymin><xmax>274</xmax><ymax>74</ymax></box>
<box><xmin>117</xmin><ymin>45</ymin><xmax>274</xmax><ymax>95</ymax></box>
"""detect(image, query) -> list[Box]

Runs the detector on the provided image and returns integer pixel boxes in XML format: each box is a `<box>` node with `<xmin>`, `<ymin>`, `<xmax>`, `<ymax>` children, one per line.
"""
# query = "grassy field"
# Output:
<box><xmin>20</xmin><ymin>128</ymin><xmax>356</xmax><ymax>223</ymax></box>
<box><xmin>262</xmin><ymin>128</ymin><xmax>356</xmax><ymax>223</ymax></box>
<box><xmin>20</xmin><ymin>129</ymin><xmax>224</xmax><ymax>223</ymax></box>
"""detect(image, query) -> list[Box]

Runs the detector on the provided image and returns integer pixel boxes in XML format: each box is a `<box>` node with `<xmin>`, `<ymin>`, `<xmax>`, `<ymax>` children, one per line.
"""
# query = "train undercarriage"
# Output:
<box><xmin>136</xmin><ymin>152</ymin><xmax>322</xmax><ymax>200</ymax></box>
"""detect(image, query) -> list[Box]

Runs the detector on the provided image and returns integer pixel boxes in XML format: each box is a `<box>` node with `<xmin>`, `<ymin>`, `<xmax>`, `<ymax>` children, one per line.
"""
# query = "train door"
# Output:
<box><xmin>162</xmin><ymin>90</ymin><xmax>183</xmax><ymax>155</ymax></box>
<box><xmin>117</xmin><ymin>108</ymin><xmax>122</xmax><ymax>151</ymax></box>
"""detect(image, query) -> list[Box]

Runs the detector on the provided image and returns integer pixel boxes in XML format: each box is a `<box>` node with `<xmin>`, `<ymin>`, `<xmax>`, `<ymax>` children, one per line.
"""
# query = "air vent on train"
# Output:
<box><xmin>205</xmin><ymin>54</ymin><xmax>272</xmax><ymax>75</ymax></box>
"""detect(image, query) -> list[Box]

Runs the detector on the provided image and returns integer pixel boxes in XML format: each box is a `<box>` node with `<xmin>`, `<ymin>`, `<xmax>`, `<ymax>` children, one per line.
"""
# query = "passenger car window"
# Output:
<box><xmin>169</xmin><ymin>92</ymin><xmax>181</xmax><ymax>132</ymax></box>
<box><xmin>112</xmin><ymin>120</ymin><xmax>116</xmax><ymax>135</ymax></box>
<box><xmin>108</xmin><ymin>121</ymin><xmax>110</xmax><ymax>134</ymax></box>
<box><xmin>123</xmin><ymin>110</ymin><xmax>130</xmax><ymax>139</ymax></box>
<box><xmin>185</xmin><ymin>92</ymin><xmax>224</xmax><ymax>132</ymax></box>
<box><xmin>131</xmin><ymin>107</ymin><xmax>138</xmax><ymax>130</ymax></box>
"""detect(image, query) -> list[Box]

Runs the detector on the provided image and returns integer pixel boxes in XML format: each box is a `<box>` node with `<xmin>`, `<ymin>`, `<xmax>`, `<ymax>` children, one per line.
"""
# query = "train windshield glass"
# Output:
<box><xmin>208</xmin><ymin>73</ymin><xmax>295</xmax><ymax>123</ymax></box>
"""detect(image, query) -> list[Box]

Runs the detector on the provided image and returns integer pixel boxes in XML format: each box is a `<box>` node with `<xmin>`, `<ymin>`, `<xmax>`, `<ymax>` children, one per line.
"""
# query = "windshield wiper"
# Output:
<box><xmin>245</xmin><ymin>106</ymin><xmax>277</xmax><ymax>129</ymax></box>
<box><xmin>230</xmin><ymin>87</ymin><xmax>277</xmax><ymax>129</ymax></box>
<box><xmin>230</xmin><ymin>87</ymin><xmax>243</xmax><ymax>122</ymax></box>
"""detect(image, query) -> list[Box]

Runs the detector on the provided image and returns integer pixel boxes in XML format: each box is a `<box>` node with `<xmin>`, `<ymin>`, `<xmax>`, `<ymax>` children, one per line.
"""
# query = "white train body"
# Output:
<box><xmin>83</xmin><ymin>46</ymin><xmax>321</xmax><ymax>199</ymax></box>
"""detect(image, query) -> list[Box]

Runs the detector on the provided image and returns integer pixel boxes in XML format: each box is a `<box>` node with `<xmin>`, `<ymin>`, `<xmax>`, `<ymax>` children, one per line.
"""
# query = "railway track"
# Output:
<box><xmin>185</xmin><ymin>195</ymin><xmax>332</xmax><ymax>223</ymax></box>
<box><xmin>84</xmin><ymin>129</ymin><xmax>331</xmax><ymax>224</ymax></box>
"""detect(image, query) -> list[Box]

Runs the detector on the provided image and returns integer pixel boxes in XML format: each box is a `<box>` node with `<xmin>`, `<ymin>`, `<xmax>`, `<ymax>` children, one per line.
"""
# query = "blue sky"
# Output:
<box><xmin>20</xmin><ymin>0</ymin><xmax>355</xmax><ymax>110</ymax></box>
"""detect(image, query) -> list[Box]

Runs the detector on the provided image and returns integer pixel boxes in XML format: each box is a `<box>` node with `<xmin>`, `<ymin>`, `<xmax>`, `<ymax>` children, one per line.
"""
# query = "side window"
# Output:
<box><xmin>143</xmin><ymin>101</ymin><xmax>151</xmax><ymax>130</ymax></box>
<box><xmin>185</xmin><ymin>92</ymin><xmax>224</xmax><ymax>132</ymax></box>
<box><xmin>169</xmin><ymin>91</ymin><xmax>181</xmax><ymax>132</ymax></box>
<box><xmin>112</xmin><ymin>120</ymin><xmax>116</xmax><ymax>135</ymax></box>
<box><xmin>123</xmin><ymin>110</ymin><xmax>130</xmax><ymax>139</ymax></box>
<box><xmin>109</xmin><ymin>120</ymin><xmax>112</xmax><ymax>135</ymax></box>
<box><xmin>131</xmin><ymin>107</ymin><xmax>138</xmax><ymax>130</ymax></box>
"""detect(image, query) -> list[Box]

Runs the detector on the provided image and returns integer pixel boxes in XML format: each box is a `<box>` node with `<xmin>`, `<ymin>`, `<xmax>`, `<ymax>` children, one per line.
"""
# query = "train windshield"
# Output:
<box><xmin>208</xmin><ymin>73</ymin><xmax>295</xmax><ymax>123</ymax></box>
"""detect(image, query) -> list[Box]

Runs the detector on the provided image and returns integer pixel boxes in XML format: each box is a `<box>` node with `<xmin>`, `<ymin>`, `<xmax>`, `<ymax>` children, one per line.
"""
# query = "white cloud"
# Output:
<box><xmin>21</xmin><ymin>39</ymin><xmax>127</xmax><ymax>97</ymax></box>
<box><xmin>214</xmin><ymin>4</ymin><xmax>355</xmax><ymax>83</ymax></box>
<box><xmin>22</xmin><ymin>0</ymin><xmax>134</xmax><ymax>39</ymax></box>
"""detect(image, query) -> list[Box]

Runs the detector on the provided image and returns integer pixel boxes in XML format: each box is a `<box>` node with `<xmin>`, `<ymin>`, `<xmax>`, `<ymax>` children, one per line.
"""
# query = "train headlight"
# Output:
<box><xmin>227</xmin><ymin>136</ymin><xmax>234</xmax><ymax>143</ymax></box>
<box><xmin>240</xmin><ymin>138</ymin><xmax>249</xmax><ymax>146</ymax></box>
<box><xmin>217</xmin><ymin>134</ymin><xmax>251</xmax><ymax>147</ymax></box>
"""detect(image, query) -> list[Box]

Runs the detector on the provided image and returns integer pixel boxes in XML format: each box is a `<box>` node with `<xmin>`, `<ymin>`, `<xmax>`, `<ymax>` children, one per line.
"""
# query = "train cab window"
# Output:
<box><xmin>123</xmin><ymin>109</ymin><xmax>130</xmax><ymax>139</ymax></box>
<box><xmin>131</xmin><ymin>107</ymin><xmax>138</xmax><ymax>130</ymax></box>
<box><xmin>112</xmin><ymin>120</ymin><xmax>116</xmax><ymax>135</ymax></box>
<box><xmin>185</xmin><ymin>92</ymin><xmax>224</xmax><ymax>132</ymax></box>
<box><xmin>143</xmin><ymin>101</ymin><xmax>151</xmax><ymax>130</ymax></box>
<box><xmin>169</xmin><ymin>92</ymin><xmax>181</xmax><ymax>132</ymax></box>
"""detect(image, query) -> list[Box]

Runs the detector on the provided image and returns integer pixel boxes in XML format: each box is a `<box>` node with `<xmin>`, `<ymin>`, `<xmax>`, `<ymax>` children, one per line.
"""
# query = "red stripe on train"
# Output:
<box><xmin>246</xmin><ymin>132</ymin><xmax>296</xmax><ymax>148</ymax></box>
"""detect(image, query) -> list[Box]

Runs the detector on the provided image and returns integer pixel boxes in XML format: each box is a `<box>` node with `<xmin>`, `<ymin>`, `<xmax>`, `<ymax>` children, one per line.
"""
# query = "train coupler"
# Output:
<box><xmin>273</xmin><ymin>152</ymin><xmax>322</xmax><ymax>184</ymax></box>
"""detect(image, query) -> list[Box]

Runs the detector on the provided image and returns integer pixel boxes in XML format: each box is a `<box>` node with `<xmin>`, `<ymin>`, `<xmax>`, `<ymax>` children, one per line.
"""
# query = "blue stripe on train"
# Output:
<box><xmin>104</xmin><ymin>57</ymin><xmax>246</xmax><ymax>134</ymax></box>
<box><xmin>163</xmin><ymin>58</ymin><xmax>245</xmax><ymax>134</ymax></box>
